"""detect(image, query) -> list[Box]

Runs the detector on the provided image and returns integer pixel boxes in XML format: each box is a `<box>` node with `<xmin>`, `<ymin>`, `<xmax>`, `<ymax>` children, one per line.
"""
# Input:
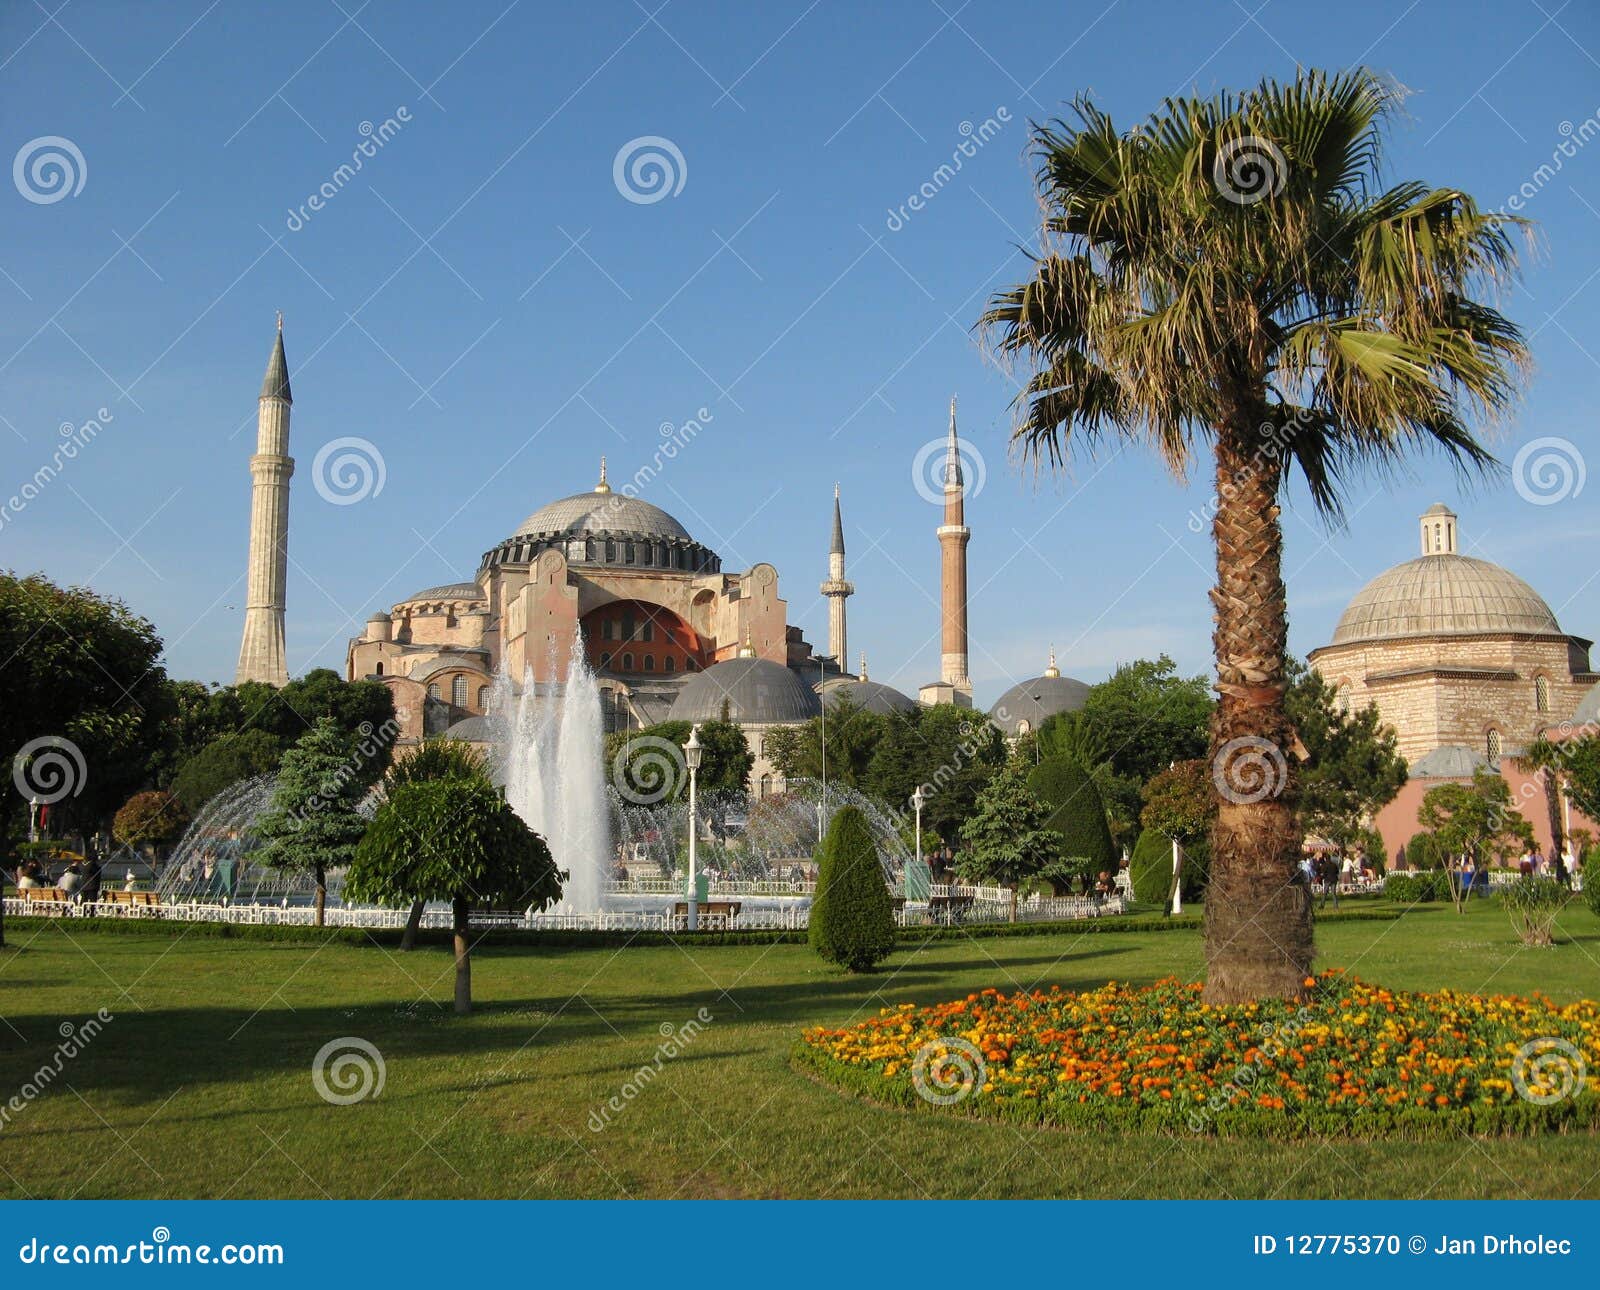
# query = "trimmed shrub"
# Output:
<box><xmin>1582</xmin><ymin>850</ymin><xmax>1599</xmax><ymax>917</ymax></box>
<box><xmin>1129</xmin><ymin>829</ymin><xmax>1174</xmax><ymax>905</ymax></box>
<box><xmin>1402</xmin><ymin>831</ymin><xmax>1447</xmax><ymax>872</ymax></box>
<box><xmin>1028</xmin><ymin>756</ymin><xmax>1116</xmax><ymax>886</ymax></box>
<box><xmin>1385</xmin><ymin>871</ymin><xmax>1449</xmax><ymax>903</ymax></box>
<box><xmin>809</xmin><ymin>805</ymin><xmax>895</xmax><ymax>972</ymax></box>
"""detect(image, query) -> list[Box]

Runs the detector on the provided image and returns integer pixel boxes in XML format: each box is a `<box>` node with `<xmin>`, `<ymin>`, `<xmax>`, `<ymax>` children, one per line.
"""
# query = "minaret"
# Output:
<box><xmin>820</xmin><ymin>483</ymin><xmax>853</xmax><ymax>665</ymax></box>
<box><xmin>235</xmin><ymin>316</ymin><xmax>294</xmax><ymax>687</ymax></box>
<box><xmin>1044</xmin><ymin>646</ymin><xmax>1060</xmax><ymax>678</ymax></box>
<box><xmin>937</xmin><ymin>396</ymin><xmax>971</xmax><ymax>701</ymax></box>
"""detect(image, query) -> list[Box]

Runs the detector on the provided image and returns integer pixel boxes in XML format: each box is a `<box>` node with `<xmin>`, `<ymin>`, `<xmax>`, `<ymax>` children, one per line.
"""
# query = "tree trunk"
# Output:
<box><xmin>1203</xmin><ymin>430</ymin><xmax>1313</xmax><ymax>1003</ymax></box>
<box><xmin>1541</xmin><ymin>772</ymin><xmax>1568</xmax><ymax>884</ymax></box>
<box><xmin>451</xmin><ymin>896</ymin><xmax>471</xmax><ymax>1015</ymax></box>
<box><xmin>313</xmin><ymin>863</ymin><xmax>326</xmax><ymax>928</ymax></box>
<box><xmin>400</xmin><ymin>899</ymin><xmax>425</xmax><ymax>951</ymax></box>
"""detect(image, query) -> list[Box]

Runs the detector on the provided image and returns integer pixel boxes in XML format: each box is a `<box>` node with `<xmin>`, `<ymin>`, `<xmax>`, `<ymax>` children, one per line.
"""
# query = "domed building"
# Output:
<box><xmin>990</xmin><ymin>650</ymin><xmax>1092</xmax><ymax>737</ymax></box>
<box><xmin>818</xmin><ymin>654</ymin><xmax>918</xmax><ymax>716</ymax></box>
<box><xmin>1308</xmin><ymin>505</ymin><xmax>1594</xmax><ymax>764</ymax></box>
<box><xmin>346</xmin><ymin>458</ymin><xmax>849</xmax><ymax>789</ymax></box>
<box><xmin>1309</xmin><ymin>504</ymin><xmax>1597</xmax><ymax>858</ymax></box>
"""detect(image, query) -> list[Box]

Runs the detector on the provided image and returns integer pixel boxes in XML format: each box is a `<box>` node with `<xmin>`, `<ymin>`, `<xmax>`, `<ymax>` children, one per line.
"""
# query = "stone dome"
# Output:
<box><xmin>821</xmin><ymin>678</ymin><xmax>918</xmax><ymax>715</ymax></box>
<box><xmin>1330</xmin><ymin>556</ymin><xmax>1561</xmax><ymax>645</ymax></box>
<box><xmin>1408</xmin><ymin>745</ymin><xmax>1489</xmax><ymax>779</ymax></box>
<box><xmin>991</xmin><ymin>655</ymin><xmax>1091</xmax><ymax>736</ymax></box>
<box><xmin>401</xmin><ymin>581</ymin><xmax>484</xmax><ymax>603</ymax></box>
<box><xmin>668</xmin><ymin>657</ymin><xmax>822</xmax><ymax>724</ymax></box>
<box><xmin>513</xmin><ymin>491</ymin><xmax>691</xmax><ymax>543</ymax></box>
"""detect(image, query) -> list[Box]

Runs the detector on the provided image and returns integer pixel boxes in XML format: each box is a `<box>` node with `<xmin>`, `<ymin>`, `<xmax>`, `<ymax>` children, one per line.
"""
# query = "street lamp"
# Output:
<box><xmin>684</xmin><ymin>723</ymin><xmax>703</xmax><ymax>932</ymax></box>
<box><xmin>911</xmin><ymin>784</ymin><xmax>926</xmax><ymax>872</ymax></box>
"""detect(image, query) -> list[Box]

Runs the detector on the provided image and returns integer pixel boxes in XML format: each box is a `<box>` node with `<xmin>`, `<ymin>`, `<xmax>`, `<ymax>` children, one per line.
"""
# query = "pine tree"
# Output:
<box><xmin>254</xmin><ymin>718</ymin><xmax>370</xmax><ymax>925</ymax></box>
<box><xmin>809</xmin><ymin>805</ymin><xmax>895</xmax><ymax>972</ymax></box>
<box><xmin>958</xmin><ymin>761</ymin><xmax>1061</xmax><ymax>907</ymax></box>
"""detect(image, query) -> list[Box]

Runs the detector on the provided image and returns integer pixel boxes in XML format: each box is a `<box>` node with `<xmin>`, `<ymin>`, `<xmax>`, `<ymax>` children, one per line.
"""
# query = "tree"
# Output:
<box><xmin>1517</xmin><ymin>734</ymin><xmax>1600</xmax><ymax>879</ymax></box>
<box><xmin>170</xmin><ymin>729</ymin><xmax>282</xmax><ymax>813</ymax></box>
<box><xmin>606</xmin><ymin>718</ymin><xmax>754</xmax><ymax>803</ymax></box>
<box><xmin>866</xmin><ymin>705</ymin><xmax>1003</xmax><ymax>851</ymax></box>
<box><xmin>957</xmin><ymin>761</ymin><xmax>1061</xmax><ymax>907</ymax></box>
<box><xmin>112</xmin><ymin>791</ymin><xmax>190</xmax><ymax>850</ymax></box>
<box><xmin>1286</xmin><ymin>660</ymin><xmax>1407</xmax><ymax>848</ymax></box>
<box><xmin>1028</xmin><ymin>755</ymin><xmax>1116</xmax><ymax>890</ymax></box>
<box><xmin>253</xmin><ymin>719</ymin><xmax>373</xmax><ymax>925</ymax></box>
<box><xmin>0</xmin><ymin>572</ymin><xmax>170</xmax><ymax>835</ymax></box>
<box><xmin>1418</xmin><ymin>771</ymin><xmax>1535</xmax><ymax>912</ymax></box>
<box><xmin>1140</xmin><ymin>759</ymin><xmax>1216</xmax><ymax>842</ymax></box>
<box><xmin>809</xmin><ymin>805</ymin><xmax>895</xmax><ymax>972</ymax></box>
<box><xmin>764</xmin><ymin>696</ymin><xmax>885</xmax><ymax>789</ymax></box>
<box><xmin>382</xmin><ymin>738</ymin><xmax>492</xmax><ymax>949</ymax></box>
<box><xmin>982</xmin><ymin>70</ymin><xmax>1528</xmax><ymax>1000</ymax></box>
<box><xmin>348</xmin><ymin>777</ymin><xmax>561</xmax><ymax>1012</ymax></box>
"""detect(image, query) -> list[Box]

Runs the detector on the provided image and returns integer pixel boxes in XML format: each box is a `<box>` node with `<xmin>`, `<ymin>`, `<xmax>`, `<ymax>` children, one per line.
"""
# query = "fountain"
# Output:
<box><xmin>158</xmin><ymin>774</ymin><xmax>288</xmax><ymax>903</ymax></box>
<box><xmin>495</xmin><ymin>627</ymin><xmax>611</xmax><ymax>914</ymax></box>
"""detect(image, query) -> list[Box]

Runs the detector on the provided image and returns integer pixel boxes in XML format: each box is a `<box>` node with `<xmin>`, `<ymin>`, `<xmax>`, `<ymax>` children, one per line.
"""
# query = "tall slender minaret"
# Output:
<box><xmin>937</xmin><ymin>396</ymin><xmax>971</xmax><ymax>701</ymax></box>
<box><xmin>820</xmin><ymin>483</ymin><xmax>853</xmax><ymax>666</ymax></box>
<box><xmin>235</xmin><ymin>316</ymin><xmax>294</xmax><ymax>687</ymax></box>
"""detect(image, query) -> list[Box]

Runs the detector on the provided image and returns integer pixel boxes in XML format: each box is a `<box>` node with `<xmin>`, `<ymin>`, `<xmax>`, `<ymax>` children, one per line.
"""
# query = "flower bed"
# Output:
<box><xmin>796</xmin><ymin>974</ymin><xmax>1600</xmax><ymax>1138</ymax></box>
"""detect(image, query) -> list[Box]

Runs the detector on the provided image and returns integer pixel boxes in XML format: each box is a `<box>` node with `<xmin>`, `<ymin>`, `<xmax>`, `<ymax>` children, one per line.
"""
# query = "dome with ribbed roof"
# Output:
<box><xmin>401</xmin><ymin>581</ymin><xmax>484</xmax><ymax>603</ymax></box>
<box><xmin>512</xmin><ymin>459</ymin><xmax>690</xmax><ymax>543</ymax></box>
<box><xmin>991</xmin><ymin>651</ymin><xmax>1091</xmax><ymax>735</ymax></box>
<box><xmin>668</xmin><ymin>657</ymin><xmax>822</xmax><ymax>724</ymax></box>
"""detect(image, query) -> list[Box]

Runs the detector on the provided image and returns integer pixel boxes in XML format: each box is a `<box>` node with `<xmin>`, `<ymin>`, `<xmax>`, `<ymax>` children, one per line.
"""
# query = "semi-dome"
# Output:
<box><xmin>669</xmin><ymin>656</ymin><xmax>822</xmax><ymax>724</ymax></box>
<box><xmin>991</xmin><ymin>651</ymin><xmax>1091</xmax><ymax>736</ymax></box>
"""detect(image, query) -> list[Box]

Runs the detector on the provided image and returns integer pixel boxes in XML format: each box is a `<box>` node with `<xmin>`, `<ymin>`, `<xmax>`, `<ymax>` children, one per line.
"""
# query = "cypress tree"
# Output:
<box><xmin>809</xmin><ymin>805</ymin><xmax>895</xmax><ymax>972</ymax></box>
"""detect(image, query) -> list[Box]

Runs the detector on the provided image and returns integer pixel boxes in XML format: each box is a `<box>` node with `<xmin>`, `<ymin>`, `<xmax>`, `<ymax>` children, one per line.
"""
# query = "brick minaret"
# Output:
<box><xmin>235</xmin><ymin>316</ymin><xmax>294</xmax><ymax>686</ymax></box>
<box><xmin>937</xmin><ymin>396</ymin><xmax>971</xmax><ymax>700</ymax></box>
<box><xmin>820</xmin><ymin>483</ymin><xmax>853</xmax><ymax>665</ymax></box>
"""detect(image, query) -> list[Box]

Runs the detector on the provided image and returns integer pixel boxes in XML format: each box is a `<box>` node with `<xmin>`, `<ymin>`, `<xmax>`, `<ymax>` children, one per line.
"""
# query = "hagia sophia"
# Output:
<box><xmin>233</xmin><ymin>323</ymin><xmax>1599</xmax><ymax>855</ymax></box>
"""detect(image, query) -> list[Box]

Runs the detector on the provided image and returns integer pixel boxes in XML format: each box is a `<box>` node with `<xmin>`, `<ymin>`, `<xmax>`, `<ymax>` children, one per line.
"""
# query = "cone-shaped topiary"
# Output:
<box><xmin>1130</xmin><ymin>828</ymin><xmax>1175</xmax><ymax>906</ymax></box>
<box><xmin>1028</xmin><ymin>755</ymin><xmax>1116</xmax><ymax>888</ymax></box>
<box><xmin>809</xmin><ymin>805</ymin><xmax>895</xmax><ymax>972</ymax></box>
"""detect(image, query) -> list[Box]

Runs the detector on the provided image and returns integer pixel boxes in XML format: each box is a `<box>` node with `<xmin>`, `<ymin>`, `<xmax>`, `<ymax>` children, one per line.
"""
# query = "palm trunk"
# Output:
<box><xmin>1203</xmin><ymin>431</ymin><xmax>1312</xmax><ymax>1003</ymax></box>
<box><xmin>451</xmin><ymin>896</ymin><xmax>471</xmax><ymax>1015</ymax></box>
<box><xmin>313</xmin><ymin>862</ymin><xmax>326</xmax><ymax>928</ymax></box>
<box><xmin>400</xmin><ymin>899</ymin><xmax>426</xmax><ymax>950</ymax></box>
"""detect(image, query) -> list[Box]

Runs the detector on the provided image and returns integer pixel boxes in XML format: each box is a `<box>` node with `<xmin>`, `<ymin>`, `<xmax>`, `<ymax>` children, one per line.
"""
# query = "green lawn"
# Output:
<box><xmin>1</xmin><ymin>899</ymin><xmax>1597</xmax><ymax>1199</ymax></box>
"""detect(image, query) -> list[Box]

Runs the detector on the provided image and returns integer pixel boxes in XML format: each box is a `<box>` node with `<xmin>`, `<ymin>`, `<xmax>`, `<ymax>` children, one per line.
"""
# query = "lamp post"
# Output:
<box><xmin>28</xmin><ymin>796</ymin><xmax>40</xmax><ymax>843</ymax></box>
<box><xmin>911</xmin><ymin>784</ymin><xmax>926</xmax><ymax>871</ymax></box>
<box><xmin>685</xmin><ymin>723</ymin><xmax>703</xmax><ymax>932</ymax></box>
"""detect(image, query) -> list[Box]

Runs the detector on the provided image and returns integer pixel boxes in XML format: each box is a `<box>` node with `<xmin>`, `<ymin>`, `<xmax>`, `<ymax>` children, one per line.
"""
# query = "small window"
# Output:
<box><xmin>759</xmin><ymin>774</ymin><xmax>772</xmax><ymax>799</ymax></box>
<box><xmin>1487</xmin><ymin>729</ymin><xmax>1502</xmax><ymax>761</ymax></box>
<box><xmin>642</xmin><ymin>621</ymin><xmax>653</xmax><ymax>642</ymax></box>
<box><xmin>1535</xmin><ymin>675</ymin><xmax>1551</xmax><ymax>714</ymax></box>
<box><xmin>643</xmin><ymin>655</ymin><xmax>655</xmax><ymax>672</ymax></box>
<box><xmin>664</xmin><ymin>656</ymin><xmax>674</xmax><ymax>674</ymax></box>
<box><xmin>477</xmin><ymin>686</ymin><xmax>489</xmax><ymax>708</ymax></box>
<box><xmin>1016</xmin><ymin>719</ymin><xmax>1031</xmax><ymax>735</ymax></box>
<box><xmin>427</xmin><ymin>683</ymin><xmax>441</xmax><ymax>700</ymax></box>
<box><xmin>625</xmin><ymin>542</ymin><xmax>635</xmax><ymax>564</ymax></box>
<box><xmin>600</xmin><ymin>652</ymin><xmax>612</xmax><ymax>668</ymax></box>
<box><xmin>622</xmin><ymin>652</ymin><xmax>634</xmax><ymax>671</ymax></box>
<box><xmin>452</xmin><ymin>675</ymin><xmax>468</xmax><ymax>707</ymax></box>
<box><xmin>375</xmin><ymin>662</ymin><xmax>383</xmax><ymax>676</ymax></box>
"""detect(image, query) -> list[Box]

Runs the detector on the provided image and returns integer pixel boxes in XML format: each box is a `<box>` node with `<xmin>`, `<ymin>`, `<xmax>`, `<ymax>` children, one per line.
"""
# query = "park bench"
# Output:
<box><xmin>104</xmin><ymin>890</ymin><xmax>161</xmax><ymax>909</ymax></box>
<box><xmin>21</xmin><ymin>887</ymin><xmax>70</xmax><ymax>911</ymax></box>
<box><xmin>670</xmin><ymin>900</ymin><xmax>742</xmax><ymax>927</ymax></box>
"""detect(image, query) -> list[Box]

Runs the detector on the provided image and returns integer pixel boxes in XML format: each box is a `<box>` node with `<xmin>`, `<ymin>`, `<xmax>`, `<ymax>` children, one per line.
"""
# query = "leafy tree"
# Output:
<box><xmin>382</xmin><ymin>738</ymin><xmax>493</xmax><ymax>949</ymax></box>
<box><xmin>112</xmin><ymin>790</ymin><xmax>190</xmax><ymax>850</ymax></box>
<box><xmin>1140</xmin><ymin>759</ymin><xmax>1216</xmax><ymax>841</ymax></box>
<box><xmin>1035</xmin><ymin>710</ymin><xmax>1111</xmax><ymax>769</ymax></box>
<box><xmin>0</xmin><ymin>572</ymin><xmax>170</xmax><ymax>834</ymax></box>
<box><xmin>1029</xmin><ymin>755</ymin><xmax>1116</xmax><ymax>890</ymax></box>
<box><xmin>764</xmin><ymin>695</ymin><xmax>884</xmax><ymax>789</ymax></box>
<box><xmin>1518</xmin><ymin>734</ymin><xmax>1600</xmax><ymax>879</ymax></box>
<box><xmin>1418</xmin><ymin>771</ymin><xmax>1535</xmax><ymax>912</ymax></box>
<box><xmin>605</xmin><ymin>718</ymin><xmax>753</xmax><ymax>801</ymax></box>
<box><xmin>170</xmin><ymin>729</ymin><xmax>282</xmax><ymax>813</ymax></box>
<box><xmin>1286</xmin><ymin>660</ymin><xmax>1407</xmax><ymax>848</ymax></box>
<box><xmin>957</xmin><ymin>761</ymin><xmax>1061</xmax><ymax>905</ymax></box>
<box><xmin>1498</xmin><ymin>876</ymin><xmax>1568</xmax><ymax>947</ymax></box>
<box><xmin>809</xmin><ymin>805</ymin><xmax>895</xmax><ymax>972</ymax></box>
<box><xmin>348</xmin><ymin>777</ymin><xmax>561</xmax><ymax>1012</ymax></box>
<box><xmin>872</xmin><ymin>705</ymin><xmax>1003</xmax><ymax>850</ymax></box>
<box><xmin>982</xmin><ymin>70</ymin><xmax>1528</xmax><ymax>1000</ymax></box>
<box><xmin>253</xmin><ymin>719</ymin><xmax>374</xmax><ymax>925</ymax></box>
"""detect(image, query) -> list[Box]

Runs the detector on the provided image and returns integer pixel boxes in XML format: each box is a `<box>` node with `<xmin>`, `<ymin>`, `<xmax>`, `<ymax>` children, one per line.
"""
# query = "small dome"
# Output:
<box><xmin>1409</xmin><ymin>745</ymin><xmax>1490</xmax><ymax>778</ymax></box>
<box><xmin>513</xmin><ymin>492</ymin><xmax>691</xmax><ymax>543</ymax></box>
<box><xmin>401</xmin><ymin>581</ymin><xmax>484</xmax><ymax>603</ymax></box>
<box><xmin>669</xmin><ymin>657</ymin><xmax>822</xmax><ymax>724</ymax></box>
<box><xmin>1331</xmin><ymin>555</ymin><xmax>1560</xmax><ymax>644</ymax></box>
<box><xmin>821</xmin><ymin>678</ymin><xmax>918</xmax><ymax>715</ymax></box>
<box><xmin>991</xmin><ymin>672</ymin><xmax>1091</xmax><ymax>736</ymax></box>
<box><xmin>442</xmin><ymin>715</ymin><xmax>494</xmax><ymax>743</ymax></box>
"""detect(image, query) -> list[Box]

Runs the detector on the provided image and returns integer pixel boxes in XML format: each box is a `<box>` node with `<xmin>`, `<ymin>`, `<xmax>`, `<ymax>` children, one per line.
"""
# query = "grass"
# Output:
<box><xmin>0</xmin><ymin>897</ymin><xmax>1597</xmax><ymax>1200</ymax></box>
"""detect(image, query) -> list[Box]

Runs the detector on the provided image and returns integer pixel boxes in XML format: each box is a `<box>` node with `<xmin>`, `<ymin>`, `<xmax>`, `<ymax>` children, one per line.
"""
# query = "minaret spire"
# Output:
<box><xmin>595</xmin><ymin>455</ymin><xmax>611</xmax><ymax>494</ymax></box>
<box><xmin>236</xmin><ymin>317</ymin><xmax>295</xmax><ymax>686</ymax></box>
<box><xmin>820</xmin><ymin>483</ymin><xmax>854</xmax><ymax>665</ymax></box>
<box><xmin>859</xmin><ymin>650</ymin><xmax>868</xmax><ymax>682</ymax></box>
<box><xmin>1044</xmin><ymin>645</ymin><xmax>1060</xmax><ymax>679</ymax></box>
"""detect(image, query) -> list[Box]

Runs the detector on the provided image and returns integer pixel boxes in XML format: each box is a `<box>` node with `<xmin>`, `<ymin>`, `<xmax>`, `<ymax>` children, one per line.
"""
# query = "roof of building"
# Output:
<box><xmin>991</xmin><ymin>670</ymin><xmax>1092</xmax><ymax>735</ymax></box>
<box><xmin>830</xmin><ymin>485</ymin><xmax>845</xmax><ymax>556</ymax></box>
<box><xmin>1409</xmin><ymin>745</ymin><xmax>1490</xmax><ymax>778</ymax></box>
<box><xmin>261</xmin><ymin>323</ymin><xmax>291</xmax><ymax>402</ymax></box>
<box><xmin>820</xmin><ymin>677</ymin><xmax>917</xmax><ymax>715</ymax></box>
<box><xmin>668</xmin><ymin>657</ymin><xmax>822</xmax><ymax>724</ymax></box>
<box><xmin>400</xmin><ymin>581</ymin><xmax>485</xmax><ymax>603</ymax></box>
<box><xmin>512</xmin><ymin>463</ymin><xmax>693</xmax><ymax>543</ymax></box>
<box><xmin>1329</xmin><ymin>554</ymin><xmax>1563</xmax><ymax>645</ymax></box>
<box><xmin>441</xmin><ymin>715</ymin><xmax>494</xmax><ymax>743</ymax></box>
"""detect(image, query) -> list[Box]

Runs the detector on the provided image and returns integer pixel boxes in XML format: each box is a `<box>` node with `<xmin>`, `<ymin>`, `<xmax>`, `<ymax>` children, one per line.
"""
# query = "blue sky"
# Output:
<box><xmin>2</xmin><ymin>0</ymin><xmax>1596</xmax><ymax>706</ymax></box>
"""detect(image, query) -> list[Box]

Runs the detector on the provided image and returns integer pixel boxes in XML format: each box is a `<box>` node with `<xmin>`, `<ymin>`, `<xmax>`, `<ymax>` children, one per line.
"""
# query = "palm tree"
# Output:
<box><xmin>981</xmin><ymin>69</ymin><xmax>1529</xmax><ymax>1001</ymax></box>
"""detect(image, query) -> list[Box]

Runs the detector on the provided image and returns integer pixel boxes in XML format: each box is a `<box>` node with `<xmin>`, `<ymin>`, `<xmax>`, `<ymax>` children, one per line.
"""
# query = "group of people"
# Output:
<box><xmin>9</xmin><ymin>848</ymin><xmax>142</xmax><ymax>903</ymax></box>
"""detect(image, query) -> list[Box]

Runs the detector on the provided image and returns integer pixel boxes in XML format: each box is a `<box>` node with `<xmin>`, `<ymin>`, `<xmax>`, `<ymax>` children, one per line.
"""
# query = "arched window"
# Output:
<box><xmin>664</xmin><ymin>656</ymin><xmax>675</xmax><ymax>673</ymax></box>
<box><xmin>622</xmin><ymin>652</ymin><xmax>634</xmax><ymax>671</ymax></box>
<box><xmin>1487</xmin><ymin>729</ymin><xmax>1502</xmax><ymax>762</ymax></box>
<box><xmin>1016</xmin><ymin>719</ymin><xmax>1031</xmax><ymax>735</ymax></box>
<box><xmin>477</xmin><ymin>686</ymin><xmax>489</xmax><ymax>708</ymax></box>
<box><xmin>452</xmin><ymin>675</ymin><xmax>468</xmax><ymax>707</ymax></box>
<box><xmin>427</xmin><ymin>682</ymin><xmax>441</xmax><ymax>700</ymax></box>
<box><xmin>641</xmin><ymin>620</ymin><xmax>653</xmax><ymax>642</ymax></box>
<box><xmin>643</xmin><ymin>655</ymin><xmax>655</xmax><ymax>672</ymax></box>
<box><xmin>1535</xmin><ymin>675</ymin><xmax>1551</xmax><ymax>714</ymax></box>
<box><xmin>375</xmin><ymin>662</ymin><xmax>383</xmax><ymax>676</ymax></box>
<box><xmin>759</xmin><ymin>774</ymin><xmax>772</xmax><ymax>799</ymax></box>
<box><xmin>600</xmin><ymin>651</ymin><xmax>612</xmax><ymax>668</ymax></box>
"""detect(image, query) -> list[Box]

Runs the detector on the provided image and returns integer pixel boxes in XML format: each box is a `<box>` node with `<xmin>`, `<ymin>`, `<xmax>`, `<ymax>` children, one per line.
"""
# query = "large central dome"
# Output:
<box><xmin>513</xmin><ymin>461</ymin><xmax>692</xmax><ymax>542</ymax></box>
<box><xmin>1330</xmin><ymin>506</ymin><xmax>1562</xmax><ymax>645</ymax></box>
